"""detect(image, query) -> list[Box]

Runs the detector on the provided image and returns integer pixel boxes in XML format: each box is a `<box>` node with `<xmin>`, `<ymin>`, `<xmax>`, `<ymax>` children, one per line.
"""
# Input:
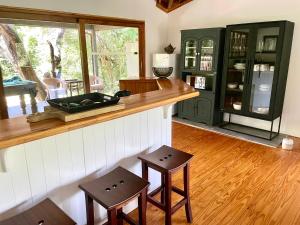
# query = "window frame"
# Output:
<box><xmin>0</xmin><ymin>5</ymin><xmax>146</xmax><ymax>118</ymax></box>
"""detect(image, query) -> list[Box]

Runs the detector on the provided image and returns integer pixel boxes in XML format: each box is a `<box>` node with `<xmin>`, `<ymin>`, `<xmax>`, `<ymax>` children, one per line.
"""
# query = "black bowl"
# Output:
<box><xmin>152</xmin><ymin>67</ymin><xmax>173</xmax><ymax>78</ymax></box>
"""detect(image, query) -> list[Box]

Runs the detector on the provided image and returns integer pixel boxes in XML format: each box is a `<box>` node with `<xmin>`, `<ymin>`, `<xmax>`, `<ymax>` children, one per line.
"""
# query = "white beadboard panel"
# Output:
<box><xmin>41</xmin><ymin>136</ymin><xmax>60</xmax><ymax>193</ymax></box>
<box><xmin>104</xmin><ymin>121</ymin><xmax>117</xmax><ymax>169</ymax></box>
<box><xmin>0</xmin><ymin>173</ymin><xmax>15</xmax><ymax>213</ymax></box>
<box><xmin>24</xmin><ymin>141</ymin><xmax>47</xmax><ymax>197</ymax></box>
<box><xmin>161</xmin><ymin>107</ymin><xmax>168</xmax><ymax>146</ymax></box>
<box><xmin>114</xmin><ymin>117</ymin><xmax>125</xmax><ymax>163</ymax></box>
<box><xmin>147</xmin><ymin>108</ymin><xmax>156</xmax><ymax>151</ymax></box>
<box><xmin>82</xmin><ymin>125</ymin><xmax>97</xmax><ymax>175</ymax></box>
<box><xmin>153</xmin><ymin>107</ymin><xmax>163</xmax><ymax>150</ymax></box>
<box><xmin>69</xmin><ymin>129</ymin><xmax>85</xmax><ymax>180</ymax></box>
<box><xmin>55</xmin><ymin>133</ymin><xmax>74</xmax><ymax>185</ymax></box>
<box><xmin>124</xmin><ymin>113</ymin><xmax>141</xmax><ymax>158</ymax></box>
<box><xmin>93</xmin><ymin>123</ymin><xmax>107</xmax><ymax>171</ymax></box>
<box><xmin>166</xmin><ymin>106</ymin><xmax>172</xmax><ymax>146</ymax></box>
<box><xmin>5</xmin><ymin>145</ymin><xmax>31</xmax><ymax>205</ymax></box>
<box><xmin>0</xmin><ymin>106</ymin><xmax>172</xmax><ymax>225</ymax></box>
<box><xmin>139</xmin><ymin>111</ymin><xmax>149</xmax><ymax>153</ymax></box>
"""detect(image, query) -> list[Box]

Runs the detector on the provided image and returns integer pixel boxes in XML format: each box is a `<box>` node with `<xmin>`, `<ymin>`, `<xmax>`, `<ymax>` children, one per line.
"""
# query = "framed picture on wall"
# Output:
<box><xmin>263</xmin><ymin>35</ymin><xmax>278</xmax><ymax>52</ymax></box>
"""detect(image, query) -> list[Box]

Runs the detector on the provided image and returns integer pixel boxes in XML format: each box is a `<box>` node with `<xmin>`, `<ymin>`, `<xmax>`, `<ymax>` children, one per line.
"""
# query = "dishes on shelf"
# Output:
<box><xmin>253</xmin><ymin>64</ymin><xmax>273</xmax><ymax>72</ymax></box>
<box><xmin>239</xmin><ymin>84</ymin><xmax>244</xmax><ymax>91</ymax></box>
<box><xmin>227</xmin><ymin>82</ymin><xmax>238</xmax><ymax>89</ymax></box>
<box><xmin>258</xmin><ymin>84</ymin><xmax>271</xmax><ymax>92</ymax></box>
<box><xmin>260</xmin><ymin>64</ymin><xmax>270</xmax><ymax>71</ymax></box>
<box><xmin>234</xmin><ymin>63</ymin><xmax>246</xmax><ymax>70</ymax></box>
<box><xmin>254</xmin><ymin>107</ymin><xmax>269</xmax><ymax>114</ymax></box>
<box><xmin>233</xmin><ymin>102</ymin><xmax>242</xmax><ymax>110</ymax></box>
<box><xmin>254</xmin><ymin>64</ymin><xmax>260</xmax><ymax>71</ymax></box>
<box><xmin>230</xmin><ymin>31</ymin><xmax>248</xmax><ymax>57</ymax></box>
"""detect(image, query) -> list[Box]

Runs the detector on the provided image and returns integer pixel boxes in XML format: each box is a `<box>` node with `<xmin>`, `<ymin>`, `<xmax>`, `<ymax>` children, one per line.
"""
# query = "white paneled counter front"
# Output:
<box><xmin>0</xmin><ymin>107</ymin><xmax>171</xmax><ymax>224</ymax></box>
<box><xmin>0</xmin><ymin>78</ymin><xmax>198</xmax><ymax>224</ymax></box>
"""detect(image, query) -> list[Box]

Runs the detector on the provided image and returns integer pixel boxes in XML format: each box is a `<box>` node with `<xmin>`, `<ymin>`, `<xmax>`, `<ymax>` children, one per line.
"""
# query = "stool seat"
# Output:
<box><xmin>79</xmin><ymin>167</ymin><xmax>149</xmax><ymax>225</ymax></box>
<box><xmin>138</xmin><ymin>145</ymin><xmax>193</xmax><ymax>172</ymax></box>
<box><xmin>79</xmin><ymin>167</ymin><xmax>149</xmax><ymax>210</ymax></box>
<box><xmin>0</xmin><ymin>198</ymin><xmax>76</xmax><ymax>225</ymax></box>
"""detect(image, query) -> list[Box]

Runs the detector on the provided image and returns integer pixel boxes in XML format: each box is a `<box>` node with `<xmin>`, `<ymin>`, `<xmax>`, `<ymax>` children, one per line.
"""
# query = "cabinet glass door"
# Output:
<box><xmin>199</xmin><ymin>39</ymin><xmax>214</xmax><ymax>72</ymax></box>
<box><xmin>248</xmin><ymin>27</ymin><xmax>280</xmax><ymax>116</ymax></box>
<box><xmin>184</xmin><ymin>40</ymin><xmax>197</xmax><ymax>70</ymax></box>
<box><xmin>224</xmin><ymin>28</ymin><xmax>250</xmax><ymax>112</ymax></box>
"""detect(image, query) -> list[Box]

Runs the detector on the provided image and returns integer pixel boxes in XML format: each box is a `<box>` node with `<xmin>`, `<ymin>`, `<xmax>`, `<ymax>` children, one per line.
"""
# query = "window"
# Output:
<box><xmin>85</xmin><ymin>24</ymin><xmax>139</xmax><ymax>95</ymax></box>
<box><xmin>0</xmin><ymin>6</ymin><xmax>145</xmax><ymax>119</ymax></box>
<box><xmin>0</xmin><ymin>20</ymin><xmax>83</xmax><ymax>117</ymax></box>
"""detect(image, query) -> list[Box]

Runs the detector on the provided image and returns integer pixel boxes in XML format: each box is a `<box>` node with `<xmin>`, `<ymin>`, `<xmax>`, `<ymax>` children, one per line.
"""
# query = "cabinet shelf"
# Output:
<box><xmin>229</xmin><ymin>56</ymin><xmax>247</xmax><ymax>59</ymax></box>
<box><xmin>255</xmin><ymin>51</ymin><xmax>277</xmax><ymax>54</ymax></box>
<box><xmin>226</xmin><ymin>88</ymin><xmax>243</xmax><ymax>92</ymax></box>
<box><xmin>228</xmin><ymin>68</ymin><xmax>245</xmax><ymax>72</ymax></box>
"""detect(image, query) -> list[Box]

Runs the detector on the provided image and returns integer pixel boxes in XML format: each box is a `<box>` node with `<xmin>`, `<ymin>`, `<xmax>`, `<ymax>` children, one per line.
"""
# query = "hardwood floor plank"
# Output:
<box><xmin>129</xmin><ymin>121</ymin><xmax>300</xmax><ymax>225</ymax></box>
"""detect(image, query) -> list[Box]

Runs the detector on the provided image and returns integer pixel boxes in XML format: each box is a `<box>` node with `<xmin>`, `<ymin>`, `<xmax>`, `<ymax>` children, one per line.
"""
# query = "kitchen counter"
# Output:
<box><xmin>0</xmin><ymin>78</ymin><xmax>197</xmax><ymax>224</ymax></box>
<box><xmin>0</xmin><ymin>78</ymin><xmax>198</xmax><ymax>149</ymax></box>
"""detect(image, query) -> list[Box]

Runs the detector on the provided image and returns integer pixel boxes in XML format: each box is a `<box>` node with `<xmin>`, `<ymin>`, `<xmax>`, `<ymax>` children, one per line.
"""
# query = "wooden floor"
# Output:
<box><xmin>130</xmin><ymin>121</ymin><xmax>300</xmax><ymax>225</ymax></box>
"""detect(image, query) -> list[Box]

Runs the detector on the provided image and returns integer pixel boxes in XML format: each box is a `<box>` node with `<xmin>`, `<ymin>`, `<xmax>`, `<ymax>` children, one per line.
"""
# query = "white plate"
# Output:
<box><xmin>254</xmin><ymin>107</ymin><xmax>269</xmax><ymax>114</ymax></box>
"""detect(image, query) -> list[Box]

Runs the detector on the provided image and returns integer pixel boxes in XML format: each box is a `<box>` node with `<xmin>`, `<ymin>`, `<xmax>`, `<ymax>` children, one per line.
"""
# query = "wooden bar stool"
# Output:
<box><xmin>0</xmin><ymin>198</ymin><xmax>76</xmax><ymax>225</ymax></box>
<box><xmin>138</xmin><ymin>145</ymin><xmax>193</xmax><ymax>225</ymax></box>
<box><xmin>79</xmin><ymin>167</ymin><xmax>149</xmax><ymax>225</ymax></box>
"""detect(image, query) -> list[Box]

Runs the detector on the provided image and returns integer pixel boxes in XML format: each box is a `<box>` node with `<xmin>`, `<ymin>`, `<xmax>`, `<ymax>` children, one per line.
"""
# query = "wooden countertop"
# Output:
<box><xmin>0</xmin><ymin>78</ymin><xmax>198</xmax><ymax>149</ymax></box>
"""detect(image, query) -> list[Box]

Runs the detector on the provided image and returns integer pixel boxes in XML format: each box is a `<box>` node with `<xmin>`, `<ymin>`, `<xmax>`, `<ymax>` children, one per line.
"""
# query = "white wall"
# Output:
<box><xmin>0</xmin><ymin>0</ymin><xmax>169</xmax><ymax>76</ymax></box>
<box><xmin>167</xmin><ymin>0</ymin><xmax>300</xmax><ymax>137</ymax></box>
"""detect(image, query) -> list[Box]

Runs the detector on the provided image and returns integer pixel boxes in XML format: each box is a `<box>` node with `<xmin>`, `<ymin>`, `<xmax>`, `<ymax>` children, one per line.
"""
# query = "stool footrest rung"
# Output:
<box><xmin>121</xmin><ymin>212</ymin><xmax>138</xmax><ymax>225</ymax></box>
<box><xmin>103</xmin><ymin>212</ymin><xmax>138</xmax><ymax>225</ymax></box>
<box><xmin>171</xmin><ymin>198</ymin><xmax>187</xmax><ymax>215</ymax></box>
<box><xmin>172</xmin><ymin>186</ymin><xmax>185</xmax><ymax>197</ymax></box>
<box><xmin>149</xmin><ymin>185</ymin><xmax>164</xmax><ymax>197</ymax></box>
<box><xmin>147</xmin><ymin>196</ymin><xmax>165</xmax><ymax>210</ymax></box>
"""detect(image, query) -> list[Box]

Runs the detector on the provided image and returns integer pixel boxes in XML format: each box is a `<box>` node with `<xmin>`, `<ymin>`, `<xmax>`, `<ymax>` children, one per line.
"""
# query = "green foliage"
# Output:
<box><xmin>27</xmin><ymin>36</ymin><xmax>40</xmax><ymax>69</ymax></box>
<box><xmin>60</xmin><ymin>29</ymin><xmax>82</xmax><ymax>80</ymax></box>
<box><xmin>0</xmin><ymin>23</ymin><xmax>139</xmax><ymax>95</ymax></box>
<box><xmin>0</xmin><ymin>58</ymin><xmax>15</xmax><ymax>79</ymax></box>
<box><xmin>94</xmin><ymin>27</ymin><xmax>138</xmax><ymax>94</ymax></box>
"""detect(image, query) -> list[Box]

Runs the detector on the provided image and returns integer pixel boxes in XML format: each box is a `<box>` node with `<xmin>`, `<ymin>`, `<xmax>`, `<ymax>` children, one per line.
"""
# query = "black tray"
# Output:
<box><xmin>47</xmin><ymin>93</ymin><xmax>120</xmax><ymax>114</ymax></box>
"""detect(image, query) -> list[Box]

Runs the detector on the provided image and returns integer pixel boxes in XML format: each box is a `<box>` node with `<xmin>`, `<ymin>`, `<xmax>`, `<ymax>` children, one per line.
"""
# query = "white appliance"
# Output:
<box><xmin>152</xmin><ymin>53</ymin><xmax>178</xmax><ymax>78</ymax></box>
<box><xmin>153</xmin><ymin>53</ymin><xmax>179</xmax><ymax>115</ymax></box>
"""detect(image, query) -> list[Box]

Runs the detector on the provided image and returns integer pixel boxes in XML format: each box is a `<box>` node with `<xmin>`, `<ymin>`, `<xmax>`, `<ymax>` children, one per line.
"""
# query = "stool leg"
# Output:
<box><xmin>164</xmin><ymin>172</ymin><xmax>172</xmax><ymax>225</ymax></box>
<box><xmin>142</xmin><ymin>162</ymin><xmax>148</xmax><ymax>181</ymax></box>
<box><xmin>184</xmin><ymin>163</ymin><xmax>193</xmax><ymax>223</ymax></box>
<box><xmin>138</xmin><ymin>189</ymin><xmax>147</xmax><ymax>225</ymax></box>
<box><xmin>161</xmin><ymin>173</ymin><xmax>165</xmax><ymax>205</ymax></box>
<box><xmin>117</xmin><ymin>208</ymin><xmax>123</xmax><ymax>225</ymax></box>
<box><xmin>108</xmin><ymin>208</ymin><xmax>117</xmax><ymax>225</ymax></box>
<box><xmin>85</xmin><ymin>193</ymin><xmax>94</xmax><ymax>225</ymax></box>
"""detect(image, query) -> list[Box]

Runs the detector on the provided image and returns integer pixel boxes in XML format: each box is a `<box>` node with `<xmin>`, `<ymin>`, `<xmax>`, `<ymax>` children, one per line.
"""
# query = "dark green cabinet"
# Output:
<box><xmin>220</xmin><ymin>21</ymin><xmax>294</xmax><ymax>139</ymax></box>
<box><xmin>178</xmin><ymin>28</ymin><xmax>225</xmax><ymax>125</ymax></box>
<box><xmin>180</xmin><ymin>98</ymin><xmax>195</xmax><ymax>120</ymax></box>
<box><xmin>195</xmin><ymin>97</ymin><xmax>211</xmax><ymax>122</ymax></box>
